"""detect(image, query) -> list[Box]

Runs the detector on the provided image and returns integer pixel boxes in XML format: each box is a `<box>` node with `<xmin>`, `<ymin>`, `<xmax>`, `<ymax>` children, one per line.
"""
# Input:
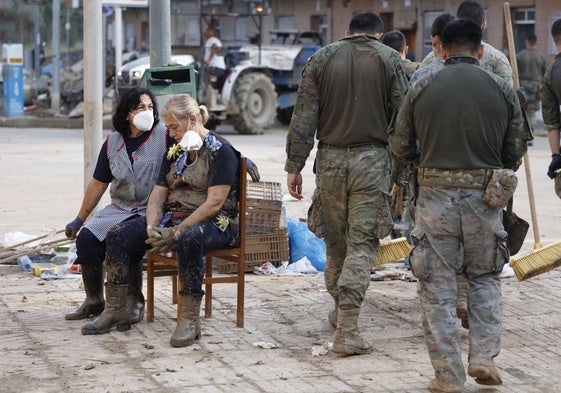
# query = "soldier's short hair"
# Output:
<box><xmin>552</xmin><ymin>19</ymin><xmax>561</xmax><ymax>45</ymax></box>
<box><xmin>432</xmin><ymin>13</ymin><xmax>456</xmax><ymax>37</ymax></box>
<box><xmin>348</xmin><ymin>12</ymin><xmax>384</xmax><ymax>35</ymax></box>
<box><xmin>441</xmin><ymin>18</ymin><xmax>482</xmax><ymax>54</ymax></box>
<box><xmin>382</xmin><ymin>30</ymin><xmax>407</xmax><ymax>53</ymax></box>
<box><xmin>526</xmin><ymin>33</ymin><xmax>537</xmax><ymax>45</ymax></box>
<box><xmin>456</xmin><ymin>0</ymin><xmax>485</xmax><ymax>27</ymax></box>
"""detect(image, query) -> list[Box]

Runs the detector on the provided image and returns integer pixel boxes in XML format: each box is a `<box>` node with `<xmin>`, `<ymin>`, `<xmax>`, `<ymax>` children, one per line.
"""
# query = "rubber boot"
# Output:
<box><xmin>128</xmin><ymin>262</ymin><xmax>145</xmax><ymax>325</ymax></box>
<box><xmin>81</xmin><ymin>284</ymin><xmax>131</xmax><ymax>335</ymax></box>
<box><xmin>468</xmin><ymin>357</ymin><xmax>502</xmax><ymax>386</ymax></box>
<box><xmin>170</xmin><ymin>294</ymin><xmax>202</xmax><ymax>348</ymax></box>
<box><xmin>65</xmin><ymin>264</ymin><xmax>105</xmax><ymax>320</ymax></box>
<box><xmin>328</xmin><ymin>296</ymin><xmax>338</xmax><ymax>329</ymax></box>
<box><xmin>332</xmin><ymin>308</ymin><xmax>373</xmax><ymax>355</ymax></box>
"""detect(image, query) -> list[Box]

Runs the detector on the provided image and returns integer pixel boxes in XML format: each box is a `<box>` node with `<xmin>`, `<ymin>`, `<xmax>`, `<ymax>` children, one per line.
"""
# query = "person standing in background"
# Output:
<box><xmin>517</xmin><ymin>33</ymin><xmax>548</xmax><ymax>131</ymax></box>
<box><xmin>543</xmin><ymin>19</ymin><xmax>561</xmax><ymax>179</ymax></box>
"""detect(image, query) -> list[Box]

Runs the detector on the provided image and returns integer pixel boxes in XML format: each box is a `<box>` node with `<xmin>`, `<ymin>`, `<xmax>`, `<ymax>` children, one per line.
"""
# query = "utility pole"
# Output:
<box><xmin>149</xmin><ymin>0</ymin><xmax>171</xmax><ymax>68</ymax></box>
<box><xmin>34</xmin><ymin>5</ymin><xmax>41</xmax><ymax>79</ymax></box>
<box><xmin>83</xmin><ymin>0</ymin><xmax>103</xmax><ymax>189</ymax></box>
<box><xmin>51</xmin><ymin>0</ymin><xmax>61</xmax><ymax>113</ymax></box>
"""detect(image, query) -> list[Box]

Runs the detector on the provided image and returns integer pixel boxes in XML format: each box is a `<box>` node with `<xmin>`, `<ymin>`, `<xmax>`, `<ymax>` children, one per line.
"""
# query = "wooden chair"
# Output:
<box><xmin>145</xmin><ymin>157</ymin><xmax>247</xmax><ymax>327</ymax></box>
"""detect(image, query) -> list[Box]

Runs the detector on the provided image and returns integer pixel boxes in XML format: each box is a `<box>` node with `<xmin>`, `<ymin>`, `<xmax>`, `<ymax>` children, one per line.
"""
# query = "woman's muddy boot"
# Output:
<box><xmin>65</xmin><ymin>264</ymin><xmax>105</xmax><ymax>320</ymax></box>
<box><xmin>81</xmin><ymin>284</ymin><xmax>130</xmax><ymax>335</ymax></box>
<box><xmin>128</xmin><ymin>262</ymin><xmax>145</xmax><ymax>325</ymax></box>
<box><xmin>170</xmin><ymin>294</ymin><xmax>202</xmax><ymax>347</ymax></box>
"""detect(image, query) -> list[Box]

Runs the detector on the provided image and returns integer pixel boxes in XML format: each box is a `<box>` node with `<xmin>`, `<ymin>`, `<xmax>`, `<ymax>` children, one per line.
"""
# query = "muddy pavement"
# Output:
<box><xmin>1</xmin><ymin>125</ymin><xmax>561</xmax><ymax>392</ymax></box>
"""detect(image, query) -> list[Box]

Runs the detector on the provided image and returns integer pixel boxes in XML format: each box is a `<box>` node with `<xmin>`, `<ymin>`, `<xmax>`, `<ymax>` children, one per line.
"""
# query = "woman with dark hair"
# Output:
<box><xmin>64</xmin><ymin>87</ymin><xmax>169</xmax><ymax>326</ymax></box>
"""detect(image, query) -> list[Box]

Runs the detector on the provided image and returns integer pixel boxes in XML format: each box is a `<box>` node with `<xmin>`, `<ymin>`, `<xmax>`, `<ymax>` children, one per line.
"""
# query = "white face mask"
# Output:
<box><xmin>131</xmin><ymin>110</ymin><xmax>154</xmax><ymax>132</ymax></box>
<box><xmin>179</xmin><ymin>130</ymin><xmax>203</xmax><ymax>151</ymax></box>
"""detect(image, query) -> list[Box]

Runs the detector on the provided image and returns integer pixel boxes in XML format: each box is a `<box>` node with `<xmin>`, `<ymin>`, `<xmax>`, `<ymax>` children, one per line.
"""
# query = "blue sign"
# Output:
<box><xmin>2</xmin><ymin>64</ymin><xmax>24</xmax><ymax>117</ymax></box>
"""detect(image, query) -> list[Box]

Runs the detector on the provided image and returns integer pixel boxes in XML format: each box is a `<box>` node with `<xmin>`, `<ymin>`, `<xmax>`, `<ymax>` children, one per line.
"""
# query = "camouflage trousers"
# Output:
<box><xmin>410</xmin><ymin>186</ymin><xmax>508</xmax><ymax>387</ymax></box>
<box><xmin>313</xmin><ymin>146</ymin><xmax>392</xmax><ymax>310</ymax></box>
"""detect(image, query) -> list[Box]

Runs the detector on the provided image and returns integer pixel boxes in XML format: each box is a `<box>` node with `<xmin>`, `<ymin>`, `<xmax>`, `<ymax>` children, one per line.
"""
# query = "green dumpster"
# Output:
<box><xmin>138</xmin><ymin>64</ymin><xmax>197</xmax><ymax>110</ymax></box>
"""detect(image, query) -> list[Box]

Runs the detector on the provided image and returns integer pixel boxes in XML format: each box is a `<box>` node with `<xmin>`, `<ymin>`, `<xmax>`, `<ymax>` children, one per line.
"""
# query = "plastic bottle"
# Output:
<box><xmin>17</xmin><ymin>255</ymin><xmax>32</xmax><ymax>272</ymax></box>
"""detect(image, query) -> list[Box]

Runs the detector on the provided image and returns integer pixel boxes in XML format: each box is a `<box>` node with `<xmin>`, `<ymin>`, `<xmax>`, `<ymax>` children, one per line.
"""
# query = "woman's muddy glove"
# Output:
<box><xmin>548</xmin><ymin>154</ymin><xmax>561</xmax><ymax>179</ymax></box>
<box><xmin>246</xmin><ymin>157</ymin><xmax>260</xmax><ymax>182</ymax></box>
<box><xmin>65</xmin><ymin>217</ymin><xmax>84</xmax><ymax>239</ymax></box>
<box><xmin>145</xmin><ymin>226</ymin><xmax>180</xmax><ymax>254</ymax></box>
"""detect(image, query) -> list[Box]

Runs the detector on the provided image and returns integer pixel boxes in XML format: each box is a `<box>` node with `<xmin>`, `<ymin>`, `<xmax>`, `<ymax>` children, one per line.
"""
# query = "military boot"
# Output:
<box><xmin>65</xmin><ymin>264</ymin><xmax>105</xmax><ymax>320</ymax></box>
<box><xmin>468</xmin><ymin>357</ymin><xmax>502</xmax><ymax>386</ymax></box>
<box><xmin>328</xmin><ymin>296</ymin><xmax>339</xmax><ymax>329</ymax></box>
<box><xmin>332</xmin><ymin>308</ymin><xmax>373</xmax><ymax>355</ymax></box>
<box><xmin>128</xmin><ymin>262</ymin><xmax>145</xmax><ymax>325</ymax></box>
<box><xmin>428</xmin><ymin>378</ymin><xmax>464</xmax><ymax>393</ymax></box>
<box><xmin>170</xmin><ymin>294</ymin><xmax>203</xmax><ymax>348</ymax></box>
<box><xmin>81</xmin><ymin>284</ymin><xmax>131</xmax><ymax>335</ymax></box>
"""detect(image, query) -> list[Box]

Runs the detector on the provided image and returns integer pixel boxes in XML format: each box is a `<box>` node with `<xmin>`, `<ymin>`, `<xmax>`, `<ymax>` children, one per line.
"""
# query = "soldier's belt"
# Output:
<box><xmin>318</xmin><ymin>141</ymin><xmax>386</xmax><ymax>150</ymax></box>
<box><xmin>417</xmin><ymin>168</ymin><xmax>492</xmax><ymax>189</ymax></box>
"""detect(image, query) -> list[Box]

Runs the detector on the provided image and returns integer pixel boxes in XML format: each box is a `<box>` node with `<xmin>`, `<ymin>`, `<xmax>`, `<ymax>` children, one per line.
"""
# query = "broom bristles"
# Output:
<box><xmin>375</xmin><ymin>237</ymin><xmax>410</xmax><ymax>265</ymax></box>
<box><xmin>509</xmin><ymin>241</ymin><xmax>561</xmax><ymax>281</ymax></box>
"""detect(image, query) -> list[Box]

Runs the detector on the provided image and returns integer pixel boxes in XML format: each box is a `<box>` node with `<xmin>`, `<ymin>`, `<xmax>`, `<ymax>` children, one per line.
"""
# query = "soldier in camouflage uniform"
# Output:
<box><xmin>413</xmin><ymin>1</ymin><xmax>516</xmax><ymax>331</ymax></box>
<box><xmin>543</xmin><ymin>19</ymin><xmax>561</xmax><ymax>179</ymax></box>
<box><xmin>389</xmin><ymin>19</ymin><xmax>527</xmax><ymax>392</ymax></box>
<box><xmin>416</xmin><ymin>3</ymin><xmax>512</xmax><ymax>86</ymax></box>
<box><xmin>381</xmin><ymin>30</ymin><xmax>419</xmax><ymax>80</ymax></box>
<box><xmin>285</xmin><ymin>12</ymin><xmax>408</xmax><ymax>356</ymax></box>
<box><xmin>417</xmin><ymin>13</ymin><xmax>456</xmax><ymax>71</ymax></box>
<box><xmin>517</xmin><ymin>33</ymin><xmax>548</xmax><ymax>130</ymax></box>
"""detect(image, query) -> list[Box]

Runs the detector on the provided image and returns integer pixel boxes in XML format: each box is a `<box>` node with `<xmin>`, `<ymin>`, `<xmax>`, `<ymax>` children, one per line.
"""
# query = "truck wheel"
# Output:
<box><xmin>232</xmin><ymin>73</ymin><xmax>277</xmax><ymax>135</ymax></box>
<box><xmin>276</xmin><ymin>106</ymin><xmax>293</xmax><ymax>125</ymax></box>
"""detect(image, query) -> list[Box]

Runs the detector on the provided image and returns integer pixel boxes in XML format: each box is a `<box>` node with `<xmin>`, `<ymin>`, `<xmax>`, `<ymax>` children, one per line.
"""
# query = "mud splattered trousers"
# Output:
<box><xmin>313</xmin><ymin>145</ymin><xmax>392</xmax><ymax>310</ymax></box>
<box><xmin>105</xmin><ymin>215</ymin><xmax>233</xmax><ymax>296</ymax></box>
<box><xmin>410</xmin><ymin>186</ymin><xmax>508</xmax><ymax>387</ymax></box>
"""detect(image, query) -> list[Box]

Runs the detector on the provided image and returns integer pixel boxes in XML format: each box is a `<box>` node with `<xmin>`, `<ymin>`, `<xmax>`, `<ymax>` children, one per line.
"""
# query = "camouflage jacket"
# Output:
<box><xmin>541</xmin><ymin>53</ymin><xmax>561</xmax><ymax>130</ymax></box>
<box><xmin>416</xmin><ymin>42</ymin><xmax>512</xmax><ymax>86</ymax></box>
<box><xmin>285</xmin><ymin>34</ymin><xmax>408</xmax><ymax>174</ymax></box>
<box><xmin>390</xmin><ymin>55</ymin><xmax>527</xmax><ymax>171</ymax></box>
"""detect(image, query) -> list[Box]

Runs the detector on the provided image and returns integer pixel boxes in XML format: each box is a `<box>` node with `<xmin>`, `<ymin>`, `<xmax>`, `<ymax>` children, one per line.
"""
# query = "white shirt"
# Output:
<box><xmin>204</xmin><ymin>36</ymin><xmax>226</xmax><ymax>69</ymax></box>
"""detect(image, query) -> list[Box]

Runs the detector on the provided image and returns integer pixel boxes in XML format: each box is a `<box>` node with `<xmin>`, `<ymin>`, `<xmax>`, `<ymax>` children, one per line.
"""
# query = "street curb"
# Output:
<box><xmin>0</xmin><ymin>116</ymin><xmax>113</xmax><ymax>129</ymax></box>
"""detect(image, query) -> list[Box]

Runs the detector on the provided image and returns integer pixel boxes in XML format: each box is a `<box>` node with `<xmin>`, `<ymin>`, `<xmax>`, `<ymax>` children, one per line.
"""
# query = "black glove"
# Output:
<box><xmin>145</xmin><ymin>226</ymin><xmax>179</xmax><ymax>254</ymax></box>
<box><xmin>548</xmin><ymin>154</ymin><xmax>561</xmax><ymax>179</ymax></box>
<box><xmin>246</xmin><ymin>157</ymin><xmax>260</xmax><ymax>182</ymax></box>
<box><xmin>65</xmin><ymin>217</ymin><xmax>84</xmax><ymax>239</ymax></box>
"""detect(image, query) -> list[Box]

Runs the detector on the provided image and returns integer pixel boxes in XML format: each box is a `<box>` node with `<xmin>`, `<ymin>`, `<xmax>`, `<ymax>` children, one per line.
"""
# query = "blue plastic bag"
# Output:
<box><xmin>287</xmin><ymin>220</ymin><xmax>326</xmax><ymax>272</ymax></box>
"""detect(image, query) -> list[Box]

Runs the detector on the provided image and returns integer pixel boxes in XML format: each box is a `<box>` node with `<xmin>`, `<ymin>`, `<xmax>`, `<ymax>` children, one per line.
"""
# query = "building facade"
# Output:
<box><xmin>111</xmin><ymin>0</ymin><xmax>561</xmax><ymax>63</ymax></box>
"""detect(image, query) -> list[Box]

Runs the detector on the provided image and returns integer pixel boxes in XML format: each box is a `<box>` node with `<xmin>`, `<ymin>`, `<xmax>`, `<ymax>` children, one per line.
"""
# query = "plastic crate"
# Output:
<box><xmin>246</xmin><ymin>181</ymin><xmax>283</xmax><ymax>234</ymax></box>
<box><xmin>216</xmin><ymin>228</ymin><xmax>289</xmax><ymax>273</ymax></box>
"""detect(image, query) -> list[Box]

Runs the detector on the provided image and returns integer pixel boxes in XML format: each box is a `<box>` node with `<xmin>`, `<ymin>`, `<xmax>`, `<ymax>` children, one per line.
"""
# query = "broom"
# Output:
<box><xmin>503</xmin><ymin>2</ymin><xmax>561</xmax><ymax>280</ymax></box>
<box><xmin>374</xmin><ymin>185</ymin><xmax>410</xmax><ymax>265</ymax></box>
<box><xmin>374</xmin><ymin>237</ymin><xmax>410</xmax><ymax>266</ymax></box>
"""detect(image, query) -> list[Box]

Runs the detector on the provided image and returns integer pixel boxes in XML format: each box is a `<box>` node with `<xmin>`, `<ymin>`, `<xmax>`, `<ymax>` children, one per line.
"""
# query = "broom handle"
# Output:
<box><xmin>503</xmin><ymin>2</ymin><xmax>542</xmax><ymax>249</ymax></box>
<box><xmin>395</xmin><ymin>186</ymin><xmax>404</xmax><ymax>217</ymax></box>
